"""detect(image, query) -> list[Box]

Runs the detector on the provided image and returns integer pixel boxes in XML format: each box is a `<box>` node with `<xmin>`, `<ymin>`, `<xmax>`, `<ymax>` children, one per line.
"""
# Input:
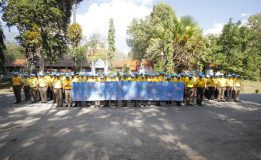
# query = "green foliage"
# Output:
<box><xmin>67</xmin><ymin>23</ymin><xmax>83</xmax><ymax>47</ymax></box>
<box><xmin>4</xmin><ymin>42</ymin><xmax>25</xmax><ymax>60</ymax></box>
<box><xmin>86</xmin><ymin>33</ymin><xmax>107</xmax><ymax>62</ymax></box>
<box><xmin>108</xmin><ymin>18</ymin><xmax>116</xmax><ymax>71</ymax></box>
<box><xmin>67</xmin><ymin>23</ymin><xmax>83</xmax><ymax>72</ymax></box>
<box><xmin>1</xmin><ymin>0</ymin><xmax>81</xmax><ymax>72</ymax></box>
<box><xmin>127</xmin><ymin>3</ymin><xmax>206</xmax><ymax>73</ymax></box>
<box><xmin>205</xmin><ymin>16</ymin><xmax>261</xmax><ymax>80</ymax></box>
<box><xmin>0</xmin><ymin>23</ymin><xmax>6</xmax><ymax>74</ymax></box>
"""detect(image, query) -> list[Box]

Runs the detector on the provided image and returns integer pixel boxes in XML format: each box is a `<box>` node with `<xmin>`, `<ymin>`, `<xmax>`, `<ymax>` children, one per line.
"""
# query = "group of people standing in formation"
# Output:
<box><xmin>11</xmin><ymin>71</ymin><xmax>242</xmax><ymax>107</ymax></box>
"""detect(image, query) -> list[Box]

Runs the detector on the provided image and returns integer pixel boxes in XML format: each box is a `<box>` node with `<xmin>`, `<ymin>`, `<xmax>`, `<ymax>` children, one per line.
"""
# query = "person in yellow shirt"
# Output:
<box><xmin>206</xmin><ymin>74</ymin><xmax>216</xmax><ymax>101</ymax></box>
<box><xmin>233</xmin><ymin>74</ymin><xmax>241</xmax><ymax>102</ymax></box>
<box><xmin>38</xmin><ymin>73</ymin><xmax>48</xmax><ymax>103</ymax></box>
<box><xmin>23</xmin><ymin>74</ymin><xmax>30</xmax><ymax>101</ymax></box>
<box><xmin>195</xmin><ymin>74</ymin><xmax>206</xmax><ymax>106</ymax></box>
<box><xmin>53</xmin><ymin>73</ymin><xmax>63</xmax><ymax>107</ymax></box>
<box><xmin>225</xmin><ymin>74</ymin><xmax>234</xmax><ymax>101</ymax></box>
<box><xmin>63</xmin><ymin>74</ymin><xmax>72</xmax><ymax>107</ymax></box>
<box><xmin>12</xmin><ymin>73</ymin><xmax>23</xmax><ymax>104</ymax></box>
<box><xmin>29</xmin><ymin>74</ymin><xmax>39</xmax><ymax>103</ymax></box>
<box><xmin>217</xmin><ymin>74</ymin><xmax>226</xmax><ymax>102</ymax></box>
<box><xmin>72</xmin><ymin>73</ymin><xmax>82</xmax><ymax>107</ymax></box>
<box><xmin>185</xmin><ymin>74</ymin><xmax>195</xmax><ymax>105</ymax></box>
<box><xmin>47</xmin><ymin>73</ymin><xmax>54</xmax><ymax>100</ymax></box>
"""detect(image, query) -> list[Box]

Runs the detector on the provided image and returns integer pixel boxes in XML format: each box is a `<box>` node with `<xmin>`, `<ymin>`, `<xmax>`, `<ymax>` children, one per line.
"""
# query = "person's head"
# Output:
<box><xmin>14</xmin><ymin>72</ymin><xmax>18</xmax><ymax>77</ymax></box>
<box><xmin>56</xmin><ymin>73</ymin><xmax>61</xmax><ymax>79</ymax></box>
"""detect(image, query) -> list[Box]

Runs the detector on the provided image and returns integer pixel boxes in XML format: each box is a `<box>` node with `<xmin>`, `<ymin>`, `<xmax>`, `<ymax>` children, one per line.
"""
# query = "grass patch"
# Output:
<box><xmin>242</xmin><ymin>80</ymin><xmax>261</xmax><ymax>94</ymax></box>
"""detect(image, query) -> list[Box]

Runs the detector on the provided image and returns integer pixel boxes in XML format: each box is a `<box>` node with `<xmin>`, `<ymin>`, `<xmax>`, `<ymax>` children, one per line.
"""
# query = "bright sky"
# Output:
<box><xmin>2</xmin><ymin>0</ymin><xmax>261</xmax><ymax>53</ymax></box>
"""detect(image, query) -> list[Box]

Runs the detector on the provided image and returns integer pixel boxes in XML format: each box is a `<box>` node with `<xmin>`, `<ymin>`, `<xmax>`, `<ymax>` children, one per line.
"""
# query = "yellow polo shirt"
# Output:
<box><xmin>195</xmin><ymin>78</ymin><xmax>206</xmax><ymax>87</ymax></box>
<box><xmin>63</xmin><ymin>78</ymin><xmax>72</xmax><ymax>90</ymax></box>
<box><xmin>29</xmin><ymin>78</ymin><xmax>39</xmax><ymax>88</ymax></box>
<box><xmin>186</xmin><ymin>79</ymin><xmax>195</xmax><ymax>88</ymax></box>
<box><xmin>12</xmin><ymin>76</ymin><xmax>23</xmax><ymax>86</ymax></box>
<box><xmin>38</xmin><ymin>77</ymin><xmax>48</xmax><ymax>87</ymax></box>
<box><xmin>207</xmin><ymin>78</ymin><xmax>215</xmax><ymax>87</ymax></box>
<box><xmin>226</xmin><ymin>78</ymin><xmax>233</xmax><ymax>87</ymax></box>
<box><xmin>217</xmin><ymin>78</ymin><xmax>226</xmax><ymax>87</ymax></box>
<box><xmin>234</xmin><ymin>79</ymin><xmax>241</xmax><ymax>87</ymax></box>
<box><xmin>53</xmin><ymin>78</ymin><xmax>63</xmax><ymax>89</ymax></box>
<box><xmin>23</xmin><ymin>78</ymin><xmax>30</xmax><ymax>86</ymax></box>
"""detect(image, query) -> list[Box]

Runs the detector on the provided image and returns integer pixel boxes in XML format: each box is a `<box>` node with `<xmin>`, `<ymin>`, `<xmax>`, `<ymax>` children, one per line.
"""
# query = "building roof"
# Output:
<box><xmin>5</xmin><ymin>59</ymin><xmax>27</xmax><ymax>67</ymax></box>
<box><xmin>115</xmin><ymin>59</ymin><xmax>153</xmax><ymax>71</ymax></box>
<box><xmin>5</xmin><ymin>58</ymin><xmax>91</xmax><ymax>68</ymax></box>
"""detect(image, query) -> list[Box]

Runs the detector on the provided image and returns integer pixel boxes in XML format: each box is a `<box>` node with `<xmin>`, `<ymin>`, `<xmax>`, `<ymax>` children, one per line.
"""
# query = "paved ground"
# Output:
<box><xmin>0</xmin><ymin>93</ymin><xmax>261</xmax><ymax>160</ymax></box>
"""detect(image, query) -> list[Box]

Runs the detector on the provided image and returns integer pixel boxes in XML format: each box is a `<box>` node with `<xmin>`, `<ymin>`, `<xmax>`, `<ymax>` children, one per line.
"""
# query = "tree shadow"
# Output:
<box><xmin>0</xmin><ymin>94</ymin><xmax>260</xmax><ymax>160</ymax></box>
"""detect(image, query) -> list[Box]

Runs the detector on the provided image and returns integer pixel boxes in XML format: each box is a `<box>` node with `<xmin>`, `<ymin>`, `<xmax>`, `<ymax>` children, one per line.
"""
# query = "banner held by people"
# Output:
<box><xmin>72</xmin><ymin>82</ymin><xmax>185</xmax><ymax>101</ymax></box>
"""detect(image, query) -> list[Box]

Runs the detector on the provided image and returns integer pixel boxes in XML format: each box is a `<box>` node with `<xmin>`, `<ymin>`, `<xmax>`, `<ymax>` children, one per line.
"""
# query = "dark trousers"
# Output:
<box><xmin>24</xmin><ymin>86</ymin><xmax>30</xmax><ymax>100</ymax></box>
<box><xmin>13</xmin><ymin>85</ymin><xmax>22</xmax><ymax>103</ymax></box>
<box><xmin>196</xmin><ymin>87</ymin><xmax>204</xmax><ymax>105</ymax></box>
<box><xmin>54</xmin><ymin>88</ymin><xmax>63</xmax><ymax>107</ymax></box>
<box><xmin>47</xmin><ymin>86</ymin><xmax>53</xmax><ymax>100</ymax></box>
<box><xmin>226</xmin><ymin>87</ymin><xmax>232</xmax><ymax>101</ymax></box>
<box><xmin>208</xmin><ymin>87</ymin><xmax>215</xmax><ymax>100</ymax></box>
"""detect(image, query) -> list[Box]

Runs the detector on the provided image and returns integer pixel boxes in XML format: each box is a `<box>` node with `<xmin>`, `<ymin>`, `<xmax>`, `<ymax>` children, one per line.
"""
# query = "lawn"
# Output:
<box><xmin>241</xmin><ymin>80</ymin><xmax>261</xmax><ymax>94</ymax></box>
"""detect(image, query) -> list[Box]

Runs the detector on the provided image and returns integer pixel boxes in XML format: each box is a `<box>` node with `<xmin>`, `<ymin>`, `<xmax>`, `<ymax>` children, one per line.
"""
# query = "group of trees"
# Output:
<box><xmin>0</xmin><ymin>0</ymin><xmax>117</xmax><ymax>74</ymax></box>
<box><xmin>203</xmin><ymin>14</ymin><xmax>261</xmax><ymax>79</ymax></box>
<box><xmin>127</xmin><ymin>3</ymin><xmax>206</xmax><ymax>73</ymax></box>
<box><xmin>127</xmin><ymin>3</ymin><xmax>261</xmax><ymax>79</ymax></box>
<box><xmin>0</xmin><ymin>1</ymin><xmax>260</xmax><ymax>79</ymax></box>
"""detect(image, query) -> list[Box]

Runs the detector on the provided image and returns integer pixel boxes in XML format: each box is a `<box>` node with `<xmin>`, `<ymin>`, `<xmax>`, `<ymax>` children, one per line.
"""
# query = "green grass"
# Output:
<box><xmin>241</xmin><ymin>80</ymin><xmax>261</xmax><ymax>94</ymax></box>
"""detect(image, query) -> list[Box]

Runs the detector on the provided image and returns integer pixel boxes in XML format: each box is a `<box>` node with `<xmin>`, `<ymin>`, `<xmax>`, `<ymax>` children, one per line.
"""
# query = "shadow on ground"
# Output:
<box><xmin>0</xmin><ymin>93</ymin><xmax>261</xmax><ymax>160</ymax></box>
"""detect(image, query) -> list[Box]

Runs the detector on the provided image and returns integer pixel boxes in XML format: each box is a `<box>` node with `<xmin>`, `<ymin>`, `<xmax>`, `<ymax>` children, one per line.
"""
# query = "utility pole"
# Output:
<box><xmin>73</xmin><ymin>0</ymin><xmax>77</xmax><ymax>24</ymax></box>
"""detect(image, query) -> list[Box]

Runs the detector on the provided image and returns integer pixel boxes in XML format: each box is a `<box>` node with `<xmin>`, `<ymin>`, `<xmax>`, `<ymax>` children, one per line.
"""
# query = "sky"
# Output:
<box><xmin>2</xmin><ymin>0</ymin><xmax>261</xmax><ymax>53</ymax></box>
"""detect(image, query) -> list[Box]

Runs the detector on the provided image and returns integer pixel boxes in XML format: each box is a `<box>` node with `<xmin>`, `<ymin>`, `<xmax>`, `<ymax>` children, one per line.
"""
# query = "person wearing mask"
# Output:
<box><xmin>225</xmin><ymin>74</ymin><xmax>233</xmax><ymax>101</ymax></box>
<box><xmin>23</xmin><ymin>74</ymin><xmax>30</xmax><ymax>101</ymax></box>
<box><xmin>217</xmin><ymin>74</ymin><xmax>226</xmax><ymax>102</ymax></box>
<box><xmin>206</xmin><ymin>74</ymin><xmax>216</xmax><ymax>101</ymax></box>
<box><xmin>53</xmin><ymin>73</ymin><xmax>63</xmax><ymax>107</ymax></box>
<box><xmin>12</xmin><ymin>73</ymin><xmax>23</xmax><ymax>104</ymax></box>
<box><xmin>185</xmin><ymin>74</ymin><xmax>195</xmax><ymax>105</ymax></box>
<box><xmin>38</xmin><ymin>73</ymin><xmax>48</xmax><ymax>103</ymax></box>
<box><xmin>233</xmin><ymin>75</ymin><xmax>241</xmax><ymax>102</ymax></box>
<box><xmin>29</xmin><ymin>74</ymin><xmax>39</xmax><ymax>103</ymax></box>
<box><xmin>63</xmin><ymin>73</ymin><xmax>72</xmax><ymax>107</ymax></box>
<box><xmin>195</xmin><ymin>74</ymin><xmax>206</xmax><ymax>106</ymax></box>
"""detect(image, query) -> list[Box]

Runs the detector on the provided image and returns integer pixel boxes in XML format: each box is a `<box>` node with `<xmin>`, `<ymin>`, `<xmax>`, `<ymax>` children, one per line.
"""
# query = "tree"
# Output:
<box><xmin>0</xmin><ymin>22</ymin><xmax>6</xmax><ymax>74</ymax></box>
<box><xmin>86</xmin><ymin>33</ymin><xmax>107</xmax><ymax>62</ymax></box>
<box><xmin>107</xmin><ymin>18</ymin><xmax>116</xmax><ymax>71</ymax></box>
<box><xmin>204</xmin><ymin>17</ymin><xmax>261</xmax><ymax>79</ymax></box>
<box><xmin>67</xmin><ymin>23</ymin><xmax>83</xmax><ymax>72</ymax></box>
<box><xmin>1</xmin><ymin>0</ymin><xmax>82</xmax><ymax>73</ymax></box>
<box><xmin>127</xmin><ymin>3</ymin><xmax>206</xmax><ymax>72</ymax></box>
<box><xmin>127</xmin><ymin>17</ymin><xmax>150</xmax><ymax>60</ymax></box>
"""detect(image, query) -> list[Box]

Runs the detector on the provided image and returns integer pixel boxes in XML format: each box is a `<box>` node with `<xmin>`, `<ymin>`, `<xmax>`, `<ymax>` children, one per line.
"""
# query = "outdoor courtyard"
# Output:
<box><xmin>0</xmin><ymin>93</ymin><xmax>260</xmax><ymax>160</ymax></box>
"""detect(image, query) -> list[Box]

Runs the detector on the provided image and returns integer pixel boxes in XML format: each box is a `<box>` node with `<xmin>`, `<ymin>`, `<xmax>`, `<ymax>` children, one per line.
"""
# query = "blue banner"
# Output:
<box><xmin>72</xmin><ymin>82</ymin><xmax>184</xmax><ymax>101</ymax></box>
